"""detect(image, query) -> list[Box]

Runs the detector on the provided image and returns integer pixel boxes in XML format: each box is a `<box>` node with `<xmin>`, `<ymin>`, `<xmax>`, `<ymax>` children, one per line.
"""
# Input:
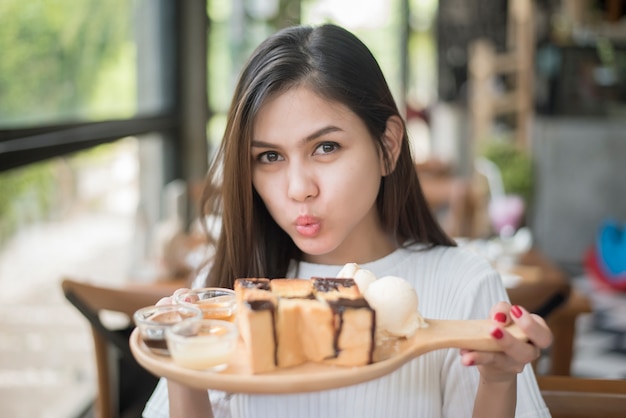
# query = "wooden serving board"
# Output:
<box><xmin>130</xmin><ymin>319</ymin><xmax>524</xmax><ymax>394</ymax></box>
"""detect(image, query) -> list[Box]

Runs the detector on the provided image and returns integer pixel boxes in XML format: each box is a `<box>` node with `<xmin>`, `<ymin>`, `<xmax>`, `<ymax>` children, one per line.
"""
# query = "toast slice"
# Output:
<box><xmin>235</xmin><ymin>280</ymin><xmax>277</xmax><ymax>374</ymax></box>
<box><xmin>323</xmin><ymin>297</ymin><xmax>376</xmax><ymax>366</ymax></box>
<box><xmin>234</xmin><ymin>277</ymin><xmax>377</xmax><ymax>372</ymax></box>
<box><xmin>269</xmin><ymin>278</ymin><xmax>313</xmax><ymax>298</ymax></box>
<box><xmin>234</xmin><ymin>278</ymin><xmax>270</xmax><ymax>304</ymax></box>
<box><xmin>275</xmin><ymin>298</ymin><xmax>308</xmax><ymax>367</ymax></box>
<box><xmin>296</xmin><ymin>298</ymin><xmax>336</xmax><ymax>362</ymax></box>
<box><xmin>311</xmin><ymin>277</ymin><xmax>362</xmax><ymax>300</ymax></box>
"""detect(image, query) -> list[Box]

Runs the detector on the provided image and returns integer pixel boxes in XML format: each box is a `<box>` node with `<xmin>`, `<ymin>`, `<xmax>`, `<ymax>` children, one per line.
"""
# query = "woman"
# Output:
<box><xmin>143</xmin><ymin>23</ymin><xmax>552</xmax><ymax>418</ymax></box>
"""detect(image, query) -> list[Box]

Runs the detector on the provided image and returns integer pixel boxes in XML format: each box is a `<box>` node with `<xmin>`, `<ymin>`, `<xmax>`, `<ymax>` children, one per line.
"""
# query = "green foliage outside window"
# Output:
<box><xmin>481</xmin><ymin>140</ymin><xmax>535</xmax><ymax>207</ymax></box>
<box><xmin>0</xmin><ymin>0</ymin><xmax>135</xmax><ymax>246</ymax></box>
<box><xmin>0</xmin><ymin>0</ymin><xmax>134</xmax><ymax>126</ymax></box>
<box><xmin>0</xmin><ymin>162</ymin><xmax>56</xmax><ymax>247</ymax></box>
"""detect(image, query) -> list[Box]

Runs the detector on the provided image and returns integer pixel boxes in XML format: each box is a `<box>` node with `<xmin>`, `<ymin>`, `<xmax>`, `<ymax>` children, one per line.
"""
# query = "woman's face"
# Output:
<box><xmin>251</xmin><ymin>86</ymin><xmax>395</xmax><ymax>265</ymax></box>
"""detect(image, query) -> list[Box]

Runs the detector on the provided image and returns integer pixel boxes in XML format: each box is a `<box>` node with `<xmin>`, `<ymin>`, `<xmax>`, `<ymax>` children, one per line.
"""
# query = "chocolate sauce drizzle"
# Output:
<box><xmin>281</xmin><ymin>294</ymin><xmax>315</xmax><ymax>300</ymax></box>
<box><xmin>311</xmin><ymin>277</ymin><xmax>356</xmax><ymax>292</ymax></box>
<box><xmin>238</xmin><ymin>278</ymin><xmax>270</xmax><ymax>291</ymax></box>
<box><xmin>327</xmin><ymin>297</ymin><xmax>376</xmax><ymax>364</ymax></box>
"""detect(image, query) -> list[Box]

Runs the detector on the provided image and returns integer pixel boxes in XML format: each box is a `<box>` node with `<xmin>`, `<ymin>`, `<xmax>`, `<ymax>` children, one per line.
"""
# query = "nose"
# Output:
<box><xmin>287</xmin><ymin>163</ymin><xmax>318</xmax><ymax>202</ymax></box>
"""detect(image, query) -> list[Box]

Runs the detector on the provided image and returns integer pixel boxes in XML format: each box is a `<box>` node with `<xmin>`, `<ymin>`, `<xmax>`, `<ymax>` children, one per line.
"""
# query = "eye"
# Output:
<box><xmin>314</xmin><ymin>142</ymin><xmax>339</xmax><ymax>156</ymax></box>
<box><xmin>256</xmin><ymin>151</ymin><xmax>283</xmax><ymax>164</ymax></box>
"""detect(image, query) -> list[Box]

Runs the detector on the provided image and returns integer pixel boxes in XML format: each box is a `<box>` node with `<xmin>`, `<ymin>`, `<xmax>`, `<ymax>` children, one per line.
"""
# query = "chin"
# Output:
<box><xmin>292</xmin><ymin>238</ymin><xmax>337</xmax><ymax>259</ymax></box>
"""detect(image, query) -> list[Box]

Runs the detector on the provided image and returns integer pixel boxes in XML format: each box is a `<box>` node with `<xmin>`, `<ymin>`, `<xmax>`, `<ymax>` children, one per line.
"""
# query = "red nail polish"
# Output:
<box><xmin>511</xmin><ymin>305</ymin><xmax>522</xmax><ymax>318</ymax></box>
<box><xmin>494</xmin><ymin>312</ymin><xmax>507</xmax><ymax>323</ymax></box>
<box><xmin>468</xmin><ymin>359</ymin><xmax>475</xmax><ymax>366</ymax></box>
<box><xmin>491</xmin><ymin>328</ymin><xmax>504</xmax><ymax>339</ymax></box>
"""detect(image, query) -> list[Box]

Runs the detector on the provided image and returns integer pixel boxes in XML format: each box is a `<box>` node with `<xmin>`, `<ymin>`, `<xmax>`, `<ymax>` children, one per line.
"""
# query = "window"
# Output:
<box><xmin>0</xmin><ymin>1</ymin><xmax>207</xmax><ymax>416</ymax></box>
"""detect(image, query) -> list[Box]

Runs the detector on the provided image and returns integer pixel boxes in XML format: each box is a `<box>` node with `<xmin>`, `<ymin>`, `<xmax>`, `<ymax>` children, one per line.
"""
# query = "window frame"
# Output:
<box><xmin>0</xmin><ymin>0</ymin><xmax>209</xmax><ymax>188</ymax></box>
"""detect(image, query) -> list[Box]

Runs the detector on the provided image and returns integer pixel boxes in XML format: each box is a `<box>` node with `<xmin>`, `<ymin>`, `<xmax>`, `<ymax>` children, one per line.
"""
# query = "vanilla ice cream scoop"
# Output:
<box><xmin>337</xmin><ymin>263</ymin><xmax>359</xmax><ymax>279</ymax></box>
<box><xmin>337</xmin><ymin>263</ymin><xmax>377</xmax><ymax>294</ymax></box>
<box><xmin>364</xmin><ymin>275</ymin><xmax>426</xmax><ymax>337</ymax></box>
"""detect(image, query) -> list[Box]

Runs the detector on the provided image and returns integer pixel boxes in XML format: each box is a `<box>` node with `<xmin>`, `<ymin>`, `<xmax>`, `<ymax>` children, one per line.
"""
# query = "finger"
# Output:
<box><xmin>489</xmin><ymin>301</ymin><xmax>512</xmax><ymax>325</ymax></box>
<box><xmin>156</xmin><ymin>296</ymin><xmax>172</xmax><ymax>306</ymax></box>
<box><xmin>173</xmin><ymin>287</ymin><xmax>198</xmax><ymax>303</ymax></box>
<box><xmin>510</xmin><ymin>305</ymin><xmax>553</xmax><ymax>349</ymax></box>
<box><xmin>460</xmin><ymin>350</ymin><xmax>509</xmax><ymax>371</ymax></box>
<box><xmin>462</xmin><ymin>350</ymin><xmax>526</xmax><ymax>375</ymax></box>
<box><xmin>490</xmin><ymin>325</ymin><xmax>540</xmax><ymax>365</ymax></box>
<box><xmin>460</xmin><ymin>350</ymin><xmax>482</xmax><ymax>366</ymax></box>
<box><xmin>156</xmin><ymin>288</ymin><xmax>191</xmax><ymax>306</ymax></box>
<box><xmin>172</xmin><ymin>287</ymin><xmax>191</xmax><ymax>298</ymax></box>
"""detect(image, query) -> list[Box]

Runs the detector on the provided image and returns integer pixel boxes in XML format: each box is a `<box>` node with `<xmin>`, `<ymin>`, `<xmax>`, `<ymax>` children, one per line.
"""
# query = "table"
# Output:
<box><xmin>507</xmin><ymin>249</ymin><xmax>571</xmax><ymax>317</ymax></box>
<box><xmin>537</xmin><ymin>374</ymin><xmax>626</xmax><ymax>418</ymax></box>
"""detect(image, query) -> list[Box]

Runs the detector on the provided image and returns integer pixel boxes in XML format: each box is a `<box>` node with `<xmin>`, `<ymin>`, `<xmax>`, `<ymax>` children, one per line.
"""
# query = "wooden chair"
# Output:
<box><xmin>416</xmin><ymin>160</ymin><xmax>489</xmax><ymax>238</ymax></box>
<box><xmin>468</xmin><ymin>0</ymin><xmax>535</xmax><ymax>150</ymax></box>
<box><xmin>538</xmin><ymin>375</ymin><xmax>626</xmax><ymax>418</ymax></box>
<box><xmin>61</xmin><ymin>278</ymin><xmax>182</xmax><ymax>418</ymax></box>
<box><xmin>544</xmin><ymin>289</ymin><xmax>593</xmax><ymax>375</ymax></box>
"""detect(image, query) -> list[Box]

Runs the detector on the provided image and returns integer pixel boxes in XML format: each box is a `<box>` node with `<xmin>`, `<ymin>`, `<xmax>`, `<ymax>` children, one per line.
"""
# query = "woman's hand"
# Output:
<box><xmin>156</xmin><ymin>288</ymin><xmax>191</xmax><ymax>306</ymax></box>
<box><xmin>460</xmin><ymin>301</ymin><xmax>553</xmax><ymax>382</ymax></box>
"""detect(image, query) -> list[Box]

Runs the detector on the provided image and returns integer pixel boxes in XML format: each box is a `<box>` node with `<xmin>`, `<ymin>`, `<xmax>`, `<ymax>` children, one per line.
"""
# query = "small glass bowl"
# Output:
<box><xmin>133</xmin><ymin>304</ymin><xmax>202</xmax><ymax>355</ymax></box>
<box><xmin>166</xmin><ymin>318</ymin><xmax>238</xmax><ymax>372</ymax></box>
<box><xmin>174</xmin><ymin>287</ymin><xmax>237</xmax><ymax>322</ymax></box>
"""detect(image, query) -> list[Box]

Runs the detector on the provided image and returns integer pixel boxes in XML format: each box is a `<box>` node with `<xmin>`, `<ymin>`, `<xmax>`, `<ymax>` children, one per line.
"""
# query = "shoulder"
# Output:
<box><xmin>393</xmin><ymin>244</ymin><xmax>496</xmax><ymax>284</ymax></box>
<box><xmin>392</xmin><ymin>244</ymin><xmax>507</xmax><ymax>319</ymax></box>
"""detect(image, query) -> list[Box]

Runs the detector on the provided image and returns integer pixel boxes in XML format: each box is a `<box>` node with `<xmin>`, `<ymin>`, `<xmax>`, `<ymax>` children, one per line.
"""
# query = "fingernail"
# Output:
<box><xmin>491</xmin><ymin>328</ymin><xmax>504</xmax><ymax>339</ymax></box>
<box><xmin>184</xmin><ymin>297</ymin><xmax>192</xmax><ymax>302</ymax></box>
<box><xmin>467</xmin><ymin>359</ymin><xmax>475</xmax><ymax>366</ymax></box>
<box><xmin>511</xmin><ymin>305</ymin><xmax>523</xmax><ymax>318</ymax></box>
<box><xmin>494</xmin><ymin>312</ymin><xmax>507</xmax><ymax>323</ymax></box>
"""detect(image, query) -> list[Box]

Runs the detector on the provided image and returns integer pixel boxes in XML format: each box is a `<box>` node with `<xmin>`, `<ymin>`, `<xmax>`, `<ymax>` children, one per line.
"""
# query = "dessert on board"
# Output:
<box><xmin>235</xmin><ymin>264</ymin><xmax>426</xmax><ymax>373</ymax></box>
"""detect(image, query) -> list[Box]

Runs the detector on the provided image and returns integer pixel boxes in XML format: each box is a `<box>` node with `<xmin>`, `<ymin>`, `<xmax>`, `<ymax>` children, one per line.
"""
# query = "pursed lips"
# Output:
<box><xmin>295</xmin><ymin>215</ymin><xmax>322</xmax><ymax>237</ymax></box>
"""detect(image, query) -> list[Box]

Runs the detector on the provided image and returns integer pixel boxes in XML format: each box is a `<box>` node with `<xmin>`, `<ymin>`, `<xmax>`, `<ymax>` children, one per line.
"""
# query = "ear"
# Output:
<box><xmin>380</xmin><ymin>115</ymin><xmax>404</xmax><ymax>176</ymax></box>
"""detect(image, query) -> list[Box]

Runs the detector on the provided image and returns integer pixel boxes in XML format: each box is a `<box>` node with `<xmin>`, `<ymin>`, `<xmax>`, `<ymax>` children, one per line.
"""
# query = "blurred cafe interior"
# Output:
<box><xmin>1</xmin><ymin>0</ymin><xmax>626</xmax><ymax>417</ymax></box>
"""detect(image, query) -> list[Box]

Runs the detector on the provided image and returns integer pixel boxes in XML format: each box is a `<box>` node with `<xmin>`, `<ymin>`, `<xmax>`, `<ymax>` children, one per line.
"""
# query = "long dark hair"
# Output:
<box><xmin>200</xmin><ymin>24</ymin><xmax>455</xmax><ymax>288</ymax></box>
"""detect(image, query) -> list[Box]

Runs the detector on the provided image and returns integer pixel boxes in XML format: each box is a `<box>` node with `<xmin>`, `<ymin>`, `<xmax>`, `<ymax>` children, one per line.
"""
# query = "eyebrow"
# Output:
<box><xmin>251</xmin><ymin>125</ymin><xmax>343</xmax><ymax>148</ymax></box>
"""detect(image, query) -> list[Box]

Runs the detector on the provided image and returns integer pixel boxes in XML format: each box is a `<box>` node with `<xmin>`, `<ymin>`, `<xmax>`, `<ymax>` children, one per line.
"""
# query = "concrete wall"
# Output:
<box><xmin>531</xmin><ymin>117</ymin><xmax>626</xmax><ymax>274</ymax></box>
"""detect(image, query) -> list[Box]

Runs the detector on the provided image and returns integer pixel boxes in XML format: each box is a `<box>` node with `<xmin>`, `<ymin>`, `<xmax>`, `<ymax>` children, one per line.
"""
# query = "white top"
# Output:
<box><xmin>143</xmin><ymin>245</ymin><xmax>551</xmax><ymax>418</ymax></box>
